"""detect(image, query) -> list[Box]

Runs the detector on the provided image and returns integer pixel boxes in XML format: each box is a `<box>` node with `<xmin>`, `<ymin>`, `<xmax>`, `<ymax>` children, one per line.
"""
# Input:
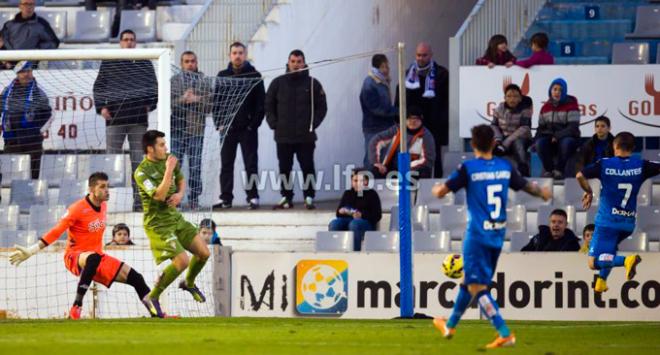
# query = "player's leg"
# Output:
<box><xmin>112</xmin><ymin>263</ymin><xmax>163</xmax><ymax>317</ymax></box>
<box><xmin>149</xmin><ymin>251</ymin><xmax>189</xmax><ymax>302</ymax></box>
<box><xmin>590</xmin><ymin>226</ymin><xmax>627</xmax><ymax>292</ymax></box>
<box><xmin>180</xmin><ymin>229</ymin><xmax>211</xmax><ymax>303</ymax></box>
<box><xmin>146</xmin><ymin>227</ymin><xmax>189</xmax><ymax>301</ymax></box>
<box><xmin>69</xmin><ymin>251</ymin><xmax>101</xmax><ymax>319</ymax></box>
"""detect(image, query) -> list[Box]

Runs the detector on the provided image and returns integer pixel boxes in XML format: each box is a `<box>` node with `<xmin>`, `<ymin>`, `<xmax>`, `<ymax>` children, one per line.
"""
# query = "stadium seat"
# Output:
<box><xmin>509</xmin><ymin>178</ymin><xmax>553</xmax><ymax>211</ymax></box>
<box><xmin>374</xmin><ymin>178</ymin><xmax>414</xmax><ymax>211</ymax></box>
<box><xmin>413</xmin><ymin>231</ymin><xmax>450</xmax><ymax>252</ymax></box>
<box><xmin>77</xmin><ymin>154</ymin><xmax>127</xmax><ymax>187</ymax></box>
<box><xmin>563</xmin><ymin>178</ymin><xmax>601</xmax><ymax>208</ymax></box>
<box><xmin>40</xmin><ymin>154</ymin><xmax>77</xmax><ymax>187</ymax></box>
<box><xmin>0</xmin><ymin>230</ymin><xmax>37</xmax><ymax>248</ymax></box>
<box><xmin>415</xmin><ymin>179</ymin><xmax>454</xmax><ymax>211</ymax></box>
<box><xmin>438</xmin><ymin>204</ymin><xmax>467</xmax><ymax>240</ymax></box>
<box><xmin>40</xmin><ymin>11</ymin><xmax>67</xmax><ymax>39</ymax></box>
<box><xmin>0</xmin><ymin>205</ymin><xmax>20</xmax><ymax>231</ymax></box>
<box><xmin>442</xmin><ymin>152</ymin><xmax>470</xmax><ymax>178</ymax></box>
<box><xmin>642</xmin><ymin>149</ymin><xmax>660</xmax><ymax>182</ymax></box>
<box><xmin>611</xmin><ymin>42</ymin><xmax>649</xmax><ymax>64</ymax></box>
<box><xmin>618</xmin><ymin>232</ymin><xmax>648</xmax><ymax>252</ymax></box>
<box><xmin>537</xmin><ymin>205</ymin><xmax>576</xmax><ymax>232</ymax></box>
<box><xmin>364</xmin><ymin>231</ymin><xmax>399</xmax><ymax>252</ymax></box>
<box><xmin>0</xmin><ymin>11</ymin><xmax>13</xmax><ymax>28</ymax></box>
<box><xmin>9</xmin><ymin>179</ymin><xmax>49</xmax><ymax>213</ymax></box>
<box><xmin>107</xmin><ymin>187</ymin><xmax>134</xmax><ymax>212</ymax></box>
<box><xmin>315</xmin><ymin>231</ymin><xmax>353</xmax><ymax>252</ymax></box>
<box><xmin>389</xmin><ymin>205</ymin><xmax>429</xmax><ymax>231</ymax></box>
<box><xmin>510</xmin><ymin>232</ymin><xmax>533</xmax><ymax>252</ymax></box>
<box><xmin>57</xmin><ymin>179</ymin><xmax>87</xmax><ymax>207</ymax></box>
<box><xmin>637</xmin><ymin>179</ymin><xmax>652</xmax><ymax>207</ymax></box>
<box><xmin>117</xmin><ymin>10</ymin><xmax>156</xmax><ymax>42</ymax></box>
<box><xmin>28</xmin><ymin>205</ymin><xmax>67</xmax><ymax>238</ymax></box>
<box><xmin>67</xmin><ymin>11</ymin><xmax>111</xmax><ymax>43</ymax></box>
<box><xmin>626</xmin><ymin>6</ymin><xmax>660</xmax><ymax>39</ymax></box>
<box><xmin>505</xmin><ymin>204</ymin><xmax>526</xmax><ymax>240</ymax></box>
<box><xmin>0</xmin><ymin>154</ymin><xmax>31</xmax><ymax>187</ymax></box>
<box><xmin>637</xmin><ymin>206</ymin><xmax>660</xmax><ymax>242</ymax></box>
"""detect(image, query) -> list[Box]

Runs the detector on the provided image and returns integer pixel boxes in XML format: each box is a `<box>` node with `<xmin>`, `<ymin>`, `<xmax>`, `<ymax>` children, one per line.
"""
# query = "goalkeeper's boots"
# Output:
<box><xmin>594</xmin><ymin>276</ymin><xmax>609</xmax><ymax>293</ymax></box>
<box><xmin>68</xmin><ymin>305</ymin><xmax>81</xmax><ymax>320</ymax></box>
<box><xmin>432</xmin><ymin>317</ymin><xmax>455</xmax><ymax>339</ymax></box>
<box><xmin>624</xmin><ymin>254</ymin><xmax>642</xmax><ymax>280</ymax></box>
<box><xmin>485</xmin><ymin>333</ymin><xmax>516</xmax><ymax>349</ymax></box>
<box><xmin>142</xmin><ymin>296</ymin><xmax>165</xmax><ymax>318</ymax></box>
<box><xmin>179</xmin><ymin>280</ymin><xmax>206</xmax><ymax>303</ymax></box>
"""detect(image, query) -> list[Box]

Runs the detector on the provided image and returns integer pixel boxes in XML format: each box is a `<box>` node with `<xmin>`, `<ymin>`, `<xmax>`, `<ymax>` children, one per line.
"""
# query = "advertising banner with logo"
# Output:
<box><xmin>459</xmin><ymin>65</ymin><xmax>660</xmax><ymax>137</ymax></box>
<box><xmin>231</xmin><ymin>252</ymin><xmax>660</xmax><ymax>321</ymax></box>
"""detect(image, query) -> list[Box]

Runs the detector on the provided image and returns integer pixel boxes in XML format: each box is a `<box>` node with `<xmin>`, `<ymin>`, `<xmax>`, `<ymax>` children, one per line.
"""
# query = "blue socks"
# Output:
<box><xmin>477</xmin><ymin>290</ymin><xmax>510</xmax><ymax>338</ymax></box>
<box><xmin>594</xmin><ymin>254</ymin><xmax>625</xmax><ymax>281</ymax></box>
<box><xmin>447</xmin><ymin>284</ymin><xmax>471</xmax><ymax>328</ymax></box>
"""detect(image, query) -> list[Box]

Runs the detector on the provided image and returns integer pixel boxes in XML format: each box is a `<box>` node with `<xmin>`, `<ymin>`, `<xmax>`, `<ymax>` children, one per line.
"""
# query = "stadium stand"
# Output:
<box><xmin>536</xmin><ymin>204</ymin><xmax>577</xmax><ymax>232</ymax></box>
<box><xmin>509</xmin><ymin>232</ymin><xmax>533</xmax><ymax>252</ymax></box>
<box><xmin>505</xmin><ymin>205</ymin><xmax>526</xmax><ymax>240</ymax></box>
<box><xmin>437</xmin><ymin>204</ymin><xmax>467</xmax><ymax>240</ymax></box>
<box><xmin>67</xmin><ymin>10</ymin><xmax>111</xmax><ymax>43</ymax></box>
<box><xmin>625</xmin><ymin>5</ymin><xmax>660</xmax><ymax>39</ymax></box>
<box><xmin>618</xmin><ymin>231</ymin><xmax>649</xmax><ymax>252</ymax></box>
<box><xmin>508</xmin><ymin>177</ymin><xmax>553</xmax><ymax>211</ymax></box>
<box><xmin>76</xmin><ymin>154</ymin><xmax>128</xmax><ymax>187</ymax></box>
<box><xmin>0</xmin><ymin>230</ymin><xmax>36</xmax><ymax>248</ymax></box>
<box><xmin>9</xmin><ymin>179</ymin><xmax>49</xmax><ymax>213</ymax></box>
<box><xmin>26</xmin><ymin>204</ymin><xmax>67</xmax><ymax>237</ymax></box>
<box><xmin>39</xmin><ymin>154</ymin><xmax>77</xmax><ymax>187</ymax></box>
<box><xmin>56</xmin><ymin>179</ymin><xmax>87</xmax><ymax>207</ymax></box>
<box><xmin>414</xmin><ymin>179</ymin><xmax>454</xmax><ymax>210</ymax></box>
<box><xmin>0</xmin><ymin>205</ymin><xmax>20</xmax><ymax>231</ymax></box>
<box><xmin>0</xmin><ymin>155</ymin><xmax>31</xmax><ymax>187</ymax></box>
<box><xmin>388</xmin><ymin>205</ymin><xmax>429</xmax><ymax>232</ymax></box>
<box><xmin>115</xmin><ymin>9</ymin><xmax>156</xmax><ymax>42</ymax></box>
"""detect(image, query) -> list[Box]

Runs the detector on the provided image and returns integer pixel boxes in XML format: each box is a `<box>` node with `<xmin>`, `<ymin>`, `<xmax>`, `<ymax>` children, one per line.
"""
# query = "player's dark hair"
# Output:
<box><xmin>583</xmin><ymin>223</ymin><xmax>595</xmax><ymax>235</ymax></box>
<box><xmin>112</xmin><ymin>223</ymin><xmax>130</xmax><ymax>237</ymax></box>
<box><xmin>471</xmin><ymin>124</ymin><xmax>495</xmax><ymax>153</ymax></box>
<box><xmin>530</xmin><ymin>32</ymin><xmax>549</xmax><ymax>49</ymax></box>
<box><xmin>142</xmin><ymin>130</ymin><xmax>165</xmax><ymax>154</ymax></box>
<box><xmin>594</xmin><ymin>115</ymin><xmax>610</xmax><ymax>128</ymax></box>
<box><xmin>614</xmin><ymin>131</ymin><xmax>635</xmax><ymax>152</ymax></box>
<box><xmin>550</xmin><ymin>208</ymin><xmax>568</xmax><ymax>220</ymax></box>
<box><xmin>120</xmin><ymin>29</ymin><xmax>136</xmax><ymax>41</ymax></box>
<box><xmin>371</xmin><ymin>54</ymin><xmax>388</xmax><ymax>68</ymax></box>
<box><xmin>88</xmin><ymin>172</ymin><xmax>109</xmax><ymax>188</ymax></box>
<box><xmin>229</xmin><ymin>41</ymin><xmax>246</xmax><ymax>51</ymax></box>
<box><xmin>504</xmin><ymin>83</ymin><xmax>521</xmax><ymax>95</ymax></box>
<box><xmin>289</xmin><ymin>49</ymin><xmax>306</xmax><ymax>62</ymax></box>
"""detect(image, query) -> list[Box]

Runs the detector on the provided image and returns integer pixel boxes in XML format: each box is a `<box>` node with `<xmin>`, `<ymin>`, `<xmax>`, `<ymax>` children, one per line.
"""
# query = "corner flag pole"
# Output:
<box><xmin>397</xmin><ymin>42</ymin><xmax>413</xmax><ymax>318</ymax></box>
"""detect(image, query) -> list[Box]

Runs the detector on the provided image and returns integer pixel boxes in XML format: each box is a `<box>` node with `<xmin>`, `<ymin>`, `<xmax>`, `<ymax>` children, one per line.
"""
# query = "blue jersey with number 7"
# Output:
<box><xmin>446</xmin><ymin>157</ymin><xmax>527</xmax><ymax>248</ymax></box>
<box><xmin>581</xmin><ymin>157</ymin><xmax>660</xmax><ymax>232</ymax></box>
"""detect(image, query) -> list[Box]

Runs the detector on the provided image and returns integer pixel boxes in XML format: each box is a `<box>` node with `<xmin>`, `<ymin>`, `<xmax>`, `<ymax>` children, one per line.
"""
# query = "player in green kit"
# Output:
<box><xmin>135</xmin><ymin>130</ymin><xmax>211</xmax><ymax>310</ymax></box>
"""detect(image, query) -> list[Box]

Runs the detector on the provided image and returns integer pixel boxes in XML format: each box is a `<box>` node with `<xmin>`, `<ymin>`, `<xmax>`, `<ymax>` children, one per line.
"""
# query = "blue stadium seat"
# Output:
<box><xmin>438</xmin><ymin>205</ymin><xmax>467</xmax><ymax>240</ymax></box>
<box><xmin>67</xmin><ymin>10</ymin><xmax>111</xmax><ymax>43</ymax></box>
<box><xmin>27</xmin><ymin>205</ymin><xmax>67</xmax><ymax>238</ymax></box>
<box><xmin>389</xmin><ymin>205</ymin><xmax>429</xmax><ymax>232</ymax></box>
<box><xmin>57</xmin><ymin>179</ymin><xmax>87</xmax><ymax>207</ymax></box>
<box><xmin>77</xmin><ymin>154</ymin><xmax>127</xmax><ymax>187</ymax></box>
<box><xmin>0</xmin><ymin>205</ymin><xmax>20</xmax><ymax>231</ymax></box>
<box><xmin>40</xmin><ymin>154</ymin><xmax>77</xmax><ymax>187</ymax></box>
<box><xmin>117</xmin><ymin>10</ymin><xmax>156</xmax><ymax>42</ymax></box>
<box><xmin>505</xmin><ymin>204</ymin><xmax>526</xmax><ymax>240</ymax></box>
<box><xmin>0</xmin><ymin>155</ymin><xmax>31</xmax><ymax>187</ymax></box>
<box><xmin>40</xmin><ymin>11</ymin><xmax>67</xmax><ymax>39</ymax></box>
<box><xmin>0</xmin><ymin>230</ymin><xmax>37</xmax><ymax>248</ymax></box>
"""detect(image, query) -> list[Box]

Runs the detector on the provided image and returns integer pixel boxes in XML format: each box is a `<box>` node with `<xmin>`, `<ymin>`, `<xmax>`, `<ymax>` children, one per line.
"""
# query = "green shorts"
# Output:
<box><xmin>145</xmin><ymin>218</ymin><xmax>199</xmax><ymax>264</ymax></box>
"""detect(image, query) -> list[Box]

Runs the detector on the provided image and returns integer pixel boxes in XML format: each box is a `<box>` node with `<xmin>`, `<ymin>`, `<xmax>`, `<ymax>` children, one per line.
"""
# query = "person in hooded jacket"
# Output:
<box><xmin>266</xmin><ymin>49</ymin><xmax>327</xmax><ymax>210</ymax></box>
<box><xmin>534</xmin><ymin>78</ymin><xmax>580</xmax><ymax>179</ymax></box>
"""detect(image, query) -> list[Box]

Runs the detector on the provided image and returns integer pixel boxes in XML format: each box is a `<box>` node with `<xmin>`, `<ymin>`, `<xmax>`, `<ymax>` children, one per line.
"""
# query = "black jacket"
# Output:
<box><xmin>577</xmin><ymin>133</ymin><xmax>614</xmax><ymax>171</ymax></box>
<box><xmin>0</xmin><ymin>13</ymin><xmax>59</xmax><ymax>50</ymax></box>
<box><xmin>265</xmin><ymin>68</ymin><xmax>327</xmax><ymax>143</ymax></box>
<box><xmin>521</xmin><ymin>225</ymin><xmax>581</xmax><ymax>252</ymax></box>
<box><xmin>215</xmin><ymin>62</ymin><xmax>265</xmax><ymax>133</ymax></box>
<box><xmin>92</xmin><ymin>59</ymin><xmax>158</xmax><ymax>126</ymax></box>
<box><xmin>336</xmin><ymin>188</ymin><xmax>382</xmax><ymax>226</ymax></box>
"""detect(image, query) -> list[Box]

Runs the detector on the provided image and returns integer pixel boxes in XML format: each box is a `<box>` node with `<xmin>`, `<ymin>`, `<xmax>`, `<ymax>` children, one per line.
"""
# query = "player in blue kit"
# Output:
<box><xmin>431</xmin><ymin>125</ymin><xmax>551</xmax><ymax>348</ymax></box>
<box><xmin>576</xmin><ymin>132</ymin><xmax>660</xmax><ymax>293</ymax></box>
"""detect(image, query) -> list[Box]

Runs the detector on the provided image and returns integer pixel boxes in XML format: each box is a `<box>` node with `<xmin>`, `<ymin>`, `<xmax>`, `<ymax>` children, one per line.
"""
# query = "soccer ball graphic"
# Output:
<box><xmin>442</xmin><ymin>254</ymin><xmax>464</xmax><ymax>279</ymax></box>
<box><xmin>300</xmin><ymin>264</ymin><xmax>346</xmax><ymax>310</ymax></box>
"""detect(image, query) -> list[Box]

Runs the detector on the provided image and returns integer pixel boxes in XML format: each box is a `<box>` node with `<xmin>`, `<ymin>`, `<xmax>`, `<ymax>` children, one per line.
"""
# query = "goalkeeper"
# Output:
<box><xmin>135</xmin><ymin>130</ymin><xmax>210</xmax><ymax>309</ymax></box>
<box><xmin>8</xmin><ymin>172</ymin><xmax>163</xmax><ymax>319</ymax></box>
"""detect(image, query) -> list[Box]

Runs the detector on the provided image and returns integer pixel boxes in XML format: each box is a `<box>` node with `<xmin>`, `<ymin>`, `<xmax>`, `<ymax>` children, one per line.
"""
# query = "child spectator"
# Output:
<box><xmin>200</xmin><ymin>218</ymin><xmax>221</xmax><ymax>245</ymax></box>
<box><xmin>491</xmin><ymin>83</ymin><xmax>533</xmax><ymax>176</ymax></box>
<box><xmin>475</xmin><ymin>34</ymin><xmax>516</xmax><ymax>68</ymax></box>
<box><xmin>106</xmin><ymin>223</ymin><xmax>134</xmax><ymax>246</ymax></box>
<box><xmin>515</xmin><ymin>32</ymin><xmax>554</xmax><ymax>68</ymax></box>
<box><xmin>580</xmin><ymin>224</ymin><xmax>595</xmax><ymax>254</ymax></box>
<box><xmin>576</xmin><ymin>116</ymin><xmax>614</xmax><ymax>171</ymax></box>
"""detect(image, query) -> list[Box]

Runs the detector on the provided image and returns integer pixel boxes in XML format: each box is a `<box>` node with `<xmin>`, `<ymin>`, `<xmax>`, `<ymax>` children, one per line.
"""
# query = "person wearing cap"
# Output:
<box><xmin>0</xmin><ymin>0</ymin><xmax>59</xmax><ymax>53</ymax></box>
<box><xmin>199</xmin><ymin>218</ymin><xmax>221</xmax><ymax>245</ymax></box>
<box><xmin>1</xmin><ymin>61</ymin><xmax>52</xmax><ymax>179</ymax></box>
<box><xmin>106</xmin><ymin>223</ymin><xmax>135</xmax><ymax>246</ymax></box>
<box><xmin>368</xmin><ymin>106</ymin><xmax>436</xmax><ymax>179</ymax></box>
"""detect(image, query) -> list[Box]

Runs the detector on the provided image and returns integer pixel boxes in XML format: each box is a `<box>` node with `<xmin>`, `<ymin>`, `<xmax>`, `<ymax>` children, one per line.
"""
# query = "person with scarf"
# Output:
<box><xmin>214</xmin><ymin>42</ymin><xmax>265</xmax><ymax>210</ymax></box>
<box><xmin>0</xmin><ymin>0</ymin><xmax>59</xmax><ymax>52</ymax></box>
<box><xmin>368</xmin><ymin>106</ymin><xmax>435</xmax><ymax>179</ymax></box>
<box><xmin>396</xmin><ymin>42</ymin><xmax>448</xmax><ymax>177</ymax></box>
<box><xmin>170</xmin><ymin>50</ymin><xmax>213</xmax><ymax>210</ymax></box>
<box><xmin>1</xmin><ymin>61</ymin><xmax>52</xmax><ymax>179</ymax></box>
<box><xmin>360</xmin><ymin>53</ymin><xmax>397</xmax><ymax>167</ymax></box>
<box><xmin>534</xmin><ymin>78</ymin><xmax>580</xmax><ymax>179</ymax></box>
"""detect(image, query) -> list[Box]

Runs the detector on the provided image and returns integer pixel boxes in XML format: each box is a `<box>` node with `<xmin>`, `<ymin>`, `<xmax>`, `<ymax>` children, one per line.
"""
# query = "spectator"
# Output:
<box><xmin>214</xmin><ymin>42</ymin><xmax>265</xmax><ymax>210</ymax></box>
<box><xmin>106</xmin><ymin>223</ymin><xmax>134</xmax><ymax>246</ymax></box>
<box><xmin>515</xmin><ymin>32</ymin><xmax>554</xmax><ymax>68</ymax></box>
<box><xmin>521</xmin><ymin>209</ymin><xmax>580</xmax><ymax>252</ymax></box>
<box><xmin>170</xmin><ymin>50</ymin><xmax>212</xmax><ymax>210</ymax></box>
<box><xmin>0</xmin><ymin>0</ymin><xmax>59</xmax><ymax>54</ymax></box>
<box><xmin>93</xmin><ymin>29</ymin><xmax>158</xmax><ymax>211</ymax></box>
<box><xmin>576</xmin><ymin>116</ymin><xmax>614</xmax><ymax>171</ymax></box>
<box><xmin>85</xmin><ymin>0</ymin><xmax>156</xmax><ymax>38</ymax></box>
<box><xmin>534</xmin><ymin>78</ymin><xmax>580</xmax><ymax>179</ymax></box>
<box><xmin>491</xmin><ymin>84</ymin><xmax>533</xmax><ymax>176</ymax></box>
<box><xmin>1</xmin><ymin>61</ymin><xmax>52</xmax><ymax>179</ymax></box>
<box><xmin>329</xmin><ymin>168</ymin><xmax>382</xmax><ymax>251</ymax></box>
<box><xmin>397</xmin><ymin>42</ymin><xmax>448</xmax><ymax>177</ymax></box>
<box><xmin>475</xmin><ymin>34</ymin><xmax>516</xmax><ymax>68</ymax></box>
<box><xmin>199</xmin><ymin>218</ymin><xmax>221</xmax><ymax>245</ymax></box>
<box><xmin>580</xmin><ymin>223</ymin><xmax>594</xmax><ymax>254</ymax></box>
<box><xmin>369</xmin><ymin>106</ymin><xmax>435</xmax><ymax>179</ymax></box>
<box><xmin>360</xmin><ymin>53</ymin><xmax>397</xmax><ymax>166</ymax></box>
<box><xmin>266</xmin><ymin>49</ymin><xmax>327</xmax><ymax>210</ymax></box>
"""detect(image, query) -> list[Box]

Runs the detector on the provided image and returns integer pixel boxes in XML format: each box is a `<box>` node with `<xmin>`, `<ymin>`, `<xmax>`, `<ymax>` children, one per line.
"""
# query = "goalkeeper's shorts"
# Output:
<box><xmin>64</xmin><ymin>251</ymin><xmax>123</xmax><ymax>288</ymax></box>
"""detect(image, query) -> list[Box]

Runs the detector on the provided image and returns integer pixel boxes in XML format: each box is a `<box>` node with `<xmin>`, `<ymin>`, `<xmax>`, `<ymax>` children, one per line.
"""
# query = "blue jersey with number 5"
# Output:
<box><xmin>581</xmin><ymin>157</ymin><xmax>660</xmax><ymax>232</ymax></box>
<box><xmin>446</xmin><ymin>157</ymin><xmax>527</xmax><ymax>248</ymax></box>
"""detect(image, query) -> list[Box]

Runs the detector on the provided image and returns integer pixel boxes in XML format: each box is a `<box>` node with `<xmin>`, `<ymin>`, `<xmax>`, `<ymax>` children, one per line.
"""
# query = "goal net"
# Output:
<box><xmin>0</xmin><ymin>49</ymin><xmax>261</xmax><ymax>318</ymax></box>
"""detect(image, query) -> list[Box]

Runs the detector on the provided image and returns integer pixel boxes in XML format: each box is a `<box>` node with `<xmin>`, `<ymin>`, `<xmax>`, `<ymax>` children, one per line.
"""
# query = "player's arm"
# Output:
<box><xmin>152</xmin><ymin>155</ymin><xmax>178</xmax><ymax>202</ymax></box>
<box><xmin>576</xmin><ymin>160</ymin><xmax>601</xmax><ymax>209</ymax></box>
<box><xmin>510</xmin><ymin>168</ymin><xmax>552</xmax><ymax>201</ymax></box>
<box><xmin>9</xmin><ymin>210</ymin><xmax>75</xmax><ymax>266</ymax></box>
<box><xmin>433</xmin><ymin>164</ymin><xmax>467</xmax><ymax>199</ymax></box>
<box><xmin>166</xmin><ymin>169</ymin><xmax>185</xmax><ymax>208</ymax></box>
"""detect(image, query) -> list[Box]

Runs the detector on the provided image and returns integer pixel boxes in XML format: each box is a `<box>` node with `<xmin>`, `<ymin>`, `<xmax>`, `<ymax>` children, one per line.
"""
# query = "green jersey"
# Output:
<box><xmin>134</xmin><ymin>156</ymin><xmax>184</xmax><ymax>229</ymax></box>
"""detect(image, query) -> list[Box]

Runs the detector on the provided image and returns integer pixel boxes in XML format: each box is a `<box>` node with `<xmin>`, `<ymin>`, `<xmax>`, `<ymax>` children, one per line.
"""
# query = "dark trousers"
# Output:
<box><xmin>502</xmin><ymin>137</ymin><xmax>531</xmax><ymax>177</ymax></box>
<box><xmin>171</xmin><ymin>131</ymin><xmax>204</xmax><ymax>205</ymax></box>
<box><xmin>536</xmin><ymin>136</ymin><xmax>579</xmax><ymax>176</ymax></box>
<box><xmin>220</xmin><ymin>128</ymin><xmax>259</xmax><ymax>202</ymax></box>
<box><xmin>276</xmin><ymin>142</ymin><xmax>316</xmax><ymax>200</ymax></box>
<box><xmin>4</xmin><ymin>141</ymin><xmax>42</xmax><ymax>180</ymax></box>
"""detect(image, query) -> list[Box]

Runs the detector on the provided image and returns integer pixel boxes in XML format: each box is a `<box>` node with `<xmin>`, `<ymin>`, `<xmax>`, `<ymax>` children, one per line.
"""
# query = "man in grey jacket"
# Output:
<box><xmin>0</xmin><ymin>0</ymin><xmax>59</xmax><ymax>55</ymax></box>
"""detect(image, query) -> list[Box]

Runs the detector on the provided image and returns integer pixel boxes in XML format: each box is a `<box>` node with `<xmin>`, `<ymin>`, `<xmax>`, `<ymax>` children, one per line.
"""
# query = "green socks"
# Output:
<box><xmin>149</xmin><ymin>263</ymin><xmax>183</xmax><ymax>299</ymax></box>
<box><xmin>185</xmin><ymin>256</ymin><xmax>207</xmax><ymax>287</ymax></box>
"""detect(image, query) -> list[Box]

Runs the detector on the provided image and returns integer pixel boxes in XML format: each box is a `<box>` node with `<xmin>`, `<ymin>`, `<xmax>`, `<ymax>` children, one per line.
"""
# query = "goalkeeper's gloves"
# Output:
<box><xmin>9</xmin><ymin>243</ymin><xmax>41</xmax><ymax>266</ymax></box>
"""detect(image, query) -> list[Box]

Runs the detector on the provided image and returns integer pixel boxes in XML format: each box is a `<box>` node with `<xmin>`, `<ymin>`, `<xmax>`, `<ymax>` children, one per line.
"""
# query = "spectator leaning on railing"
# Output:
<box><xmin>475</xmin><ymin>34</ymin><xmax>516</xmax><ymax>68</ymax></box>
<box><xmin>515</xmin><ymin>32</ymin><xmax>554</xmax><ymax>69</ymax></box>
<box><xmin>521</xmin><ymin>209</ymin><xmax>580</xmax><ymax>252</ymax></box>
<box><xmin>491</xmin><ymin>83</ymin><xmax>533</xmax><ymax>177</ymax></box>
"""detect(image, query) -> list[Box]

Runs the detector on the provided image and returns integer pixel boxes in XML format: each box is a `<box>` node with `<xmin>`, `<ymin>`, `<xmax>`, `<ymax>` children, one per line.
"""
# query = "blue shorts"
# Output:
<box><xmin>588</xmin><ymin>225</ymin><xmax>632</xmax><ymax>257</ymax></box>
<box><xmin>462</xmin><ymin>239</ymin><xmax>501</xmax><ymax>285</ymax></box>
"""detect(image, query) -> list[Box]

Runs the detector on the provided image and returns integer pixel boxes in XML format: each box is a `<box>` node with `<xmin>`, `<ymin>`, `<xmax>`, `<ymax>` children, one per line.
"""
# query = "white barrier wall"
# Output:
<box><xmin>231</xmin><ymin>252</ymin><xmax>660</xmax><ymax>321</ymax></box>
<box><xmin>459</xmin><ymin>65</ymin><xmax>660</xmax><ymax>137</ymax></box>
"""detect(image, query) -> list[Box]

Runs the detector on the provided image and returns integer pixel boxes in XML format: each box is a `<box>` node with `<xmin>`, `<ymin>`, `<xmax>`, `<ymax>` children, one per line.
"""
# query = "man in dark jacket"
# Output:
<box><xmin>521</xmin><ymin>209</ymin><xmax>580</xmax><ymax>252</ymax></box>
<box><xmin>266</xmin><ymin>49</ymin><xmax>327</xmax><ymax>210</ymax></box>
<box><xmin>396</xmin><ymin>42</ymin><xmax>449</xmax><ymax>178</ymax></box>
<box><xmin>214</xmin><ymin>42</ymin><xmax>265</xmax><ymax>210</ymax></box>
<box><xmin>93</xmin><ymin>29</ymin><xmax>157</xmax><ymax>211</ymax></box>
<box><xmin>491</xmin><ymin>84</ymin><xmax>533</xmax><ymax>176</ymax></box>
<box><xmin>1</xmin><ymin>61</ymin><xmax>52</xmax><ymax>179</ymax></box>
<box><xmin>0</xmin><ymin>0</ymin><xmax>59</xmax><ymax>53</ymax></box>
<box><xmin>576</xmin><ymin>115</ymin><xmax>614</xmax><ymax>171</ymax></box>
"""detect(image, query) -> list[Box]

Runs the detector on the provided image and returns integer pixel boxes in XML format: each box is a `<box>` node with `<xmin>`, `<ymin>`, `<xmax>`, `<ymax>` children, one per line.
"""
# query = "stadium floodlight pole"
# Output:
<box><xmin>397</xmin><ymin>41</ymin><xmax>414</xmax><ymax>319</ymax></box>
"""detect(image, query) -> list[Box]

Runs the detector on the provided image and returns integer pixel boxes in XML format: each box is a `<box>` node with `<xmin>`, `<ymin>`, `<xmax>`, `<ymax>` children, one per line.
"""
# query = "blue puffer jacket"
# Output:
<box><xmin>359</xmin><ymin>73</ymin><xmax>397</xmax><ymax>133</ymax></box>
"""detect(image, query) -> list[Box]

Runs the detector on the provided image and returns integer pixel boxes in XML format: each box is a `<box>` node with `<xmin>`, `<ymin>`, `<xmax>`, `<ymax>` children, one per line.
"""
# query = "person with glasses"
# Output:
<box><xmin>0</xmin><ymin>0</ymin><xmax>59</xmax><ymax>59</ymax></box>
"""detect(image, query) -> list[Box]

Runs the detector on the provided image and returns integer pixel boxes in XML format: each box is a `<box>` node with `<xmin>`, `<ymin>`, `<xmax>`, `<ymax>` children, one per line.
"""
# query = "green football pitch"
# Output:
<box><xmin>1</xmin><ymin>317</ymin><xmax>658</xmax><ymax>354</ymax></box>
